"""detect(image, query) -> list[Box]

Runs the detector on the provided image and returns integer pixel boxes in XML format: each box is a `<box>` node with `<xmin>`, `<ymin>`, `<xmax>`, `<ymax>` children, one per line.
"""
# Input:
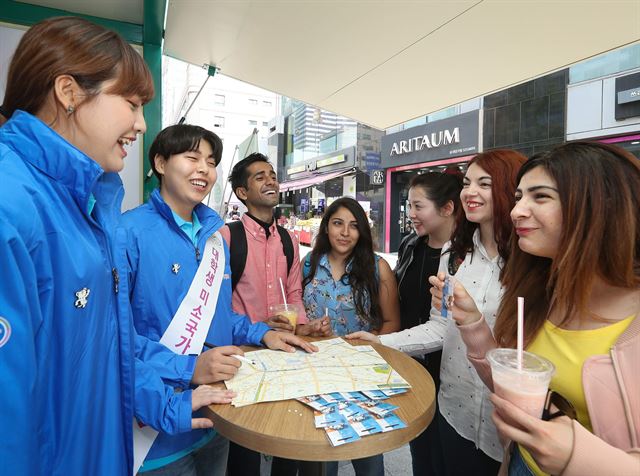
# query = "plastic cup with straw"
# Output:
<box><xmin>273</xmin><ymin>277</ymin><xmax>298</xmax><ymax>332</ymax></box>
<box><xmin>486</xmin><ymin>297</ymin><xmax>555</xmax><ymax>418</ymax></box>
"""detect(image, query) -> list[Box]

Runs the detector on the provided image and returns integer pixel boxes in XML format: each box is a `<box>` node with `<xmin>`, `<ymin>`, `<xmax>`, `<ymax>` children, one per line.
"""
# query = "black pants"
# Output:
<box><xmin>409</xmin><ymin>355</ymin><xmax>444</xmax><ymax>476</ymax></box>
<box><xmin>409</xmin><ymin>403</ymin><xmax>444</xmax><ymax>476</ymax></box>
<box><xmin>226</xmin><ymin>441</ymin><xmax>261</xmax><ymax>476</ymax></box>
<box><xmin>270</xmin><ymin>457</ymin><xmax>324</xmax><ymax>476</ymax></box>
<box><xmin>437</xmin><ymin>412</ymin><xmax>501</xmax><ymax>476</ymax></box>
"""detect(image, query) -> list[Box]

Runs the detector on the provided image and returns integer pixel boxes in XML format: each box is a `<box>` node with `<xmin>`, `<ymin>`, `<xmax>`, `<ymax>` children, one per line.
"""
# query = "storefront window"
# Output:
<box><xmin>402</xmin><ymin>115</ymin><xmax>427</xmax><ymax>130</ymax></box>
<box><xmin>385</xmin><ymin>124</ymin><xmax>403</xmax><ymax>134</ymax></box>
<box><xmin>319</xmin><ymin>127</ymin><xmax>357</xmax><ymax>155</ymax></box>
<box><xmin>570</xmin><ymin>44</ymin><xmax>640</xmax><ymax>84</ymax></box>
<box><xmin>599</xmin><ymin>136</ymin><xmax>640</xmax><ymax>159</ymax></box>
<box><xmin>427</xmin><ymin>106</ymin><xmax>458</xmax><ymax>123</ymax></box>
<box><xmin>356</xmin><ymin>171</ymin><xmax>385</xmax><ymax>252</ymax></box>
<box><xmin>284</xmin><ymin>148</ymin><xmax>318</xmax><ymax>166</ymax></box>
<box><xmin>280</xmin><ymin>175</ymin><xmax>358</xmax><ymax>247</ymax></box>
<box><xmin>319</xmin><ymin>133</ymin><xmax>337</xmax><ymax>154</ymax></box>
<box><xmin>337</xmin><ymin>127</ymin><xmax>357</xmax><ymax>150</ymax></box>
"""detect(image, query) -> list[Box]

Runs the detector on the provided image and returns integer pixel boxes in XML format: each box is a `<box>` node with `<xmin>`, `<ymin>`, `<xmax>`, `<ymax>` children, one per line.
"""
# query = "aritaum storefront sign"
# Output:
<box><xmin>381</xmin><ymin>110</ymin><xmax>480</xmax><ymax>167</ymax></box>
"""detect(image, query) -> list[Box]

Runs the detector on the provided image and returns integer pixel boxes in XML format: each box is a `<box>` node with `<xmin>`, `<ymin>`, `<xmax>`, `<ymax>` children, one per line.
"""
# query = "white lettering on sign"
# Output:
<box><xmin>390</xmin><ymin>127</ymin><xmax>460</xmax><ymax>156</ymax></box>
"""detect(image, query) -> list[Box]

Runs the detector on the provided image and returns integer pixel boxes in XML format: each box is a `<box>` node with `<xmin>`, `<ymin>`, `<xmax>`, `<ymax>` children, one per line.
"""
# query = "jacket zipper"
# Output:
<box><xmin>112</xmin><ymin>268</ymin><xmax>119</xmax><ymax>294</ymax></box>
<box><xmin>87</xmin><ymin>202</ymin><xmax>120</xmax><ymax>296</ymax></box>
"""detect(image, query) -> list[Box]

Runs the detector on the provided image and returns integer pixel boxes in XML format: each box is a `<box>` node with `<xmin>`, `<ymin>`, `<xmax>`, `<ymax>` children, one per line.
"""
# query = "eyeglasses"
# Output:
<box><xmin>542</xmin><ymin>391</ymin><xmax>577</xmax><ymax>421</ymax></box>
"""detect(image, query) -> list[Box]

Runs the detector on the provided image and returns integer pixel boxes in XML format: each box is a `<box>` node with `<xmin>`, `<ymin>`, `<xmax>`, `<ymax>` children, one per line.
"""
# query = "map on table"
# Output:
<box><xmin>224</xmin><ymin>337</ymin><xmax>411</xmax><ymax>407</ymax></box>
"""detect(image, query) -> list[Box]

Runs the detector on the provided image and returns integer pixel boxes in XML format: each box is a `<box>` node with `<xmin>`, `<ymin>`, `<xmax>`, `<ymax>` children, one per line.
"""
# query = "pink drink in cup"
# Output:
<box><xmin>487</xmin><ymin>348</ymin><xmax>555</xmax><ymax>418</ymax></box>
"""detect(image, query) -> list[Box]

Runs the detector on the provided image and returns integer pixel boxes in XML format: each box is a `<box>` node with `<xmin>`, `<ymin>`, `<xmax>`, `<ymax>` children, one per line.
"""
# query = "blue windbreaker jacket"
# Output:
<box><xmin>0</xmin><ymin>111</ymin><xmax>137</xmax><ymax>475</ymax></box>
<box><xmin>122</xmin><ymin>189</ymin><xmax>270</xmax><ymax>465</ymax></box>
<box><xmin>0</xmin><ymin>112</ymin><xmax>197</xmax><ymax>475</ymax></box>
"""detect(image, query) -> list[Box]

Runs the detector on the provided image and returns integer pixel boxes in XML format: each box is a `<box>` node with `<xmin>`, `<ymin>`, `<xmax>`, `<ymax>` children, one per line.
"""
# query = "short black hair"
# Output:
<box><xmin>228</xmin><ymin>152</ymin><xmax>271</xmax><ymax>202</ymax></box>
<box><xmin>148</xmin><ymin>124</ymin><xmax>223</xmax><ymax>184</ymax></box>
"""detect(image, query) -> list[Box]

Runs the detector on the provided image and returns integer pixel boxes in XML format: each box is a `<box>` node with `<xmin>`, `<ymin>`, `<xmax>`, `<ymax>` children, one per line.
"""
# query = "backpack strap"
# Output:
<box><xmin>276</xmin><ymin>225</ymin><xmax>294</xmax><ymax>275</ymax></box>
<box><xmin>302</xmin><ymin>252</ymin><xmax>311</xmax><ymax>279</ymax></box>
<box><xmin>228</xmin><ymin>221</ymin><xmax>247</xmax><ymax>291</ymax></box>
<box><xmin>229</xmin><ymin>222</ymin><xmax>295</xmax><ymax>292</ymax></box>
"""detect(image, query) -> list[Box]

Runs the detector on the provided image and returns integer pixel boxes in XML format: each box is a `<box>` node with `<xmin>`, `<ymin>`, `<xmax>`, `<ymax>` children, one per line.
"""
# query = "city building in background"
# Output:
<box><xmin>268</xmin><ymin>99</ymin><xmax>386</xmax><ymax>248</ymax></box>
<box><xmin>162</xmin><ymin>56</ymin><xmax>279</xmax><ymax>212</ymax></box>
<box><xmin>382</xmin><ymin>107</ymin><xmax>481</xmax><ymax>252</ymax></box>
<box><xmin>27</xmin><ymin>41</ymin><xmax>629</xmax><ymax>252</ymax></box>
<box><xmin>565</xmin><ymin>43</ymin><xmax>640</xmax><ymax>157</ymax></box>
<box><xmin>376</xmin><ymin>42</ymin><xmax>640</xmax><ymax>252</ymax></box>
<box><xmin>262</xmin><ymin>43</ymin><xmax>640</xmax><ymax>253</ymax></box>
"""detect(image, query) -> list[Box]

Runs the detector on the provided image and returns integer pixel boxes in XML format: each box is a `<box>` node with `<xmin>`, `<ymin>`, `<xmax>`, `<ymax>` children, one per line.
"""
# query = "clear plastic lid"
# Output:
<box><xmin>487</xmin><ymin>348</ymin><xmax>555</xmax><ymax>377</ymax></box>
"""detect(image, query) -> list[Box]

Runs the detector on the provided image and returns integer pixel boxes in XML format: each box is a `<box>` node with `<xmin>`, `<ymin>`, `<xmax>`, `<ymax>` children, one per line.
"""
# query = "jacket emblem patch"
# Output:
<box><xmin>0</xmin><ymin>317</ymin><xmax>11</xmax><ymax>347</ymax></box>
<box><xmin>74</xmin><ymin>288</ymin><xmax>90</xmax><ymax>309</ymax></box>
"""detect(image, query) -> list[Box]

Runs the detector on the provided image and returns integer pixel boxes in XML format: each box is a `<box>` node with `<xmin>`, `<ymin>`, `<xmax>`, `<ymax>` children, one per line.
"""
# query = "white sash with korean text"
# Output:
<box><xmin>133</xmin><ymin>231</ymin><xmax>226</xmax><ymax>474</ymax></box>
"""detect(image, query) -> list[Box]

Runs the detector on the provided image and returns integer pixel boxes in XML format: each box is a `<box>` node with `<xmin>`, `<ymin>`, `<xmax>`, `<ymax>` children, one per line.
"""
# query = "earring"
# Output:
<box><xmin>67</xmin><ymin>104</ymin><xmax>75</xmax><ymax>114</ymax></box>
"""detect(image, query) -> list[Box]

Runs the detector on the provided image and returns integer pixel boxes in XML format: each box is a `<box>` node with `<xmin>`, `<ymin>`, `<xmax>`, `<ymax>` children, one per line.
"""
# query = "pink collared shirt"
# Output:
<box><xmin>220</xmin><ymin>214</ymin><xmax>308</xmax><ymax>324</ymax></box>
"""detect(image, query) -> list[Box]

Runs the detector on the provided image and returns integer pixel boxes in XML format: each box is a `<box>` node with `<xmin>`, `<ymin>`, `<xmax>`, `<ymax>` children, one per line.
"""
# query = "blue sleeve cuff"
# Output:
<box><xmin>135</xmin><ymin>334</ymin><xmax>195</xmax><ymax>389</ymax></box>
<box><xmin>252</xmin><ymin>322</ymin><xmax>271</xmax><ymax>346</ymax></box>
<box><xmin>180</xmin><ymin>355</ymin><xmax>197</xmax><ymax>387</ymax></box>
<box><xmin>177</xmin><ymin>390</ymin><xmax>193</xmax><ymax>434</ymax></box>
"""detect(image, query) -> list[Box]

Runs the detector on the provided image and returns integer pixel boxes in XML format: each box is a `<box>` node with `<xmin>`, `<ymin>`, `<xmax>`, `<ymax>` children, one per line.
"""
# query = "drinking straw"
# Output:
<box><xmin>279</xmin><ymin>278</ymin><xmax>288</xmax><ymax>306</ymax></box>
<box><xmin>517</xmin><ymin>297</ymin><xmax>524</xmax><ymax>370</ymax></box>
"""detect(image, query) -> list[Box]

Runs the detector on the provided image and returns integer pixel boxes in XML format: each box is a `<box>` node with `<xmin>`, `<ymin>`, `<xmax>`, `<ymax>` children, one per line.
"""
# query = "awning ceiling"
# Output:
<box><xmin>164</xmin><ymin>0</ymin><xmax>640</xmax><ymax>130</ymax></box>
<box><xmin>11</xmin><ymin>1</ymin><xmax>640</xmax><ymax>131</ymax></box>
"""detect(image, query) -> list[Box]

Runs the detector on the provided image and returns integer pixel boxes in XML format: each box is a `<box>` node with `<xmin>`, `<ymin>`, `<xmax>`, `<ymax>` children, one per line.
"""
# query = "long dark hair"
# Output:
<box><xmin>449</xmin><ymin>149</ymin><xmax>527</xmax><ymax>263</ymax></box>
<box><xmin>302</xmin><ymin>197</ymin><xmax>382</xmax><ymax>330</ymax></box>
<box><xmin>495</xmin><ymin>142</ymin><xmax>640</xmax><ymax>348</ymax></box>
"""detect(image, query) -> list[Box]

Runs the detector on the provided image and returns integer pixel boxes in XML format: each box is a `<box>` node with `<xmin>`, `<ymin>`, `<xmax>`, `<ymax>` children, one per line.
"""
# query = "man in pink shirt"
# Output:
<box><xmin>220</xmin><ymin>153</ymin><xmax>331</xmax><ymax>333</ymax></box>
<box><xmin>220</xmin><ymin>153</ymin><xmax>330</xmax><ymax>475</ymax></box>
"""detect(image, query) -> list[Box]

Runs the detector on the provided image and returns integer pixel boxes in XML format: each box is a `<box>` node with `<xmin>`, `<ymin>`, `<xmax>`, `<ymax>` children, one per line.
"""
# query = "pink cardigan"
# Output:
<box><xmin>458</xmin><ymin>314</ymin><xmax>640</xmax><ymax>475</ymax></box>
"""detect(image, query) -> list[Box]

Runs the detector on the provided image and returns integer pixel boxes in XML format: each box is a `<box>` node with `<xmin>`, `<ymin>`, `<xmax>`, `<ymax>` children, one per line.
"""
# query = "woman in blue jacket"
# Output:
<box><xmin>0</xmin><ymin>17</ymin><xmax>232</xmax><ymax>475</ymax></box>
<box><xmin>123</xmin><ymin>124</ymin><xmax>317</xmax><ymax>475</ymax></box>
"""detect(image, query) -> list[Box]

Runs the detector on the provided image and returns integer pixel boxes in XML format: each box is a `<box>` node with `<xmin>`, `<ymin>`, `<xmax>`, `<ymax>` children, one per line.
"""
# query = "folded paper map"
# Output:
<box><xmin>224</xmin><ymin>338</ymin><xmax>410</xmax><ymax>407</ymax></box>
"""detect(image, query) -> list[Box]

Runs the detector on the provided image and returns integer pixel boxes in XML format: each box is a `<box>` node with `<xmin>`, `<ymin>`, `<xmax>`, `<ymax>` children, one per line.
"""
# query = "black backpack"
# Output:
<box><xmin>228</xmin><ymin>221</ymin><xmax>294</xmax><ymax>291</ymax></box>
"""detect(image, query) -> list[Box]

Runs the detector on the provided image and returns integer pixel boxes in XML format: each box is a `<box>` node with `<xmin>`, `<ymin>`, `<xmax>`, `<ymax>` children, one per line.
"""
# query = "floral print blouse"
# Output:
<box><xmin>302</xmin><ymin>253</ymin><xmax>379</xmax><ymax>336</ymax></box>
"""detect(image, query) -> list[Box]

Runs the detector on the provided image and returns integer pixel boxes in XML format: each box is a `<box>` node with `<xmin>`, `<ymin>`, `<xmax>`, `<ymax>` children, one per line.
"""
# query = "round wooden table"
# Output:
<box><xmin>204</xmin><ymin>338</ymin><xmax>436</xmax><ymax>462</ymax></box>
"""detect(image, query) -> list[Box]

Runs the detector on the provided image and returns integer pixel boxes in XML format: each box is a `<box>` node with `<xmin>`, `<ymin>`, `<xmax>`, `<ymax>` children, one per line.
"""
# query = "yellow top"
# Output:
<box><xmin>519</xmin><ymin>315</ymin><xmax>634</xmax><ymax>476</ymax></box>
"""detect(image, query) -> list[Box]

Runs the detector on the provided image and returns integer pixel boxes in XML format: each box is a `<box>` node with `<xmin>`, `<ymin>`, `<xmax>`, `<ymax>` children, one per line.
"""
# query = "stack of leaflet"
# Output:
<box><xmin>297</xmin><ymin>388</ymin><xmax>408</xmax><ymax>446</ymax></box>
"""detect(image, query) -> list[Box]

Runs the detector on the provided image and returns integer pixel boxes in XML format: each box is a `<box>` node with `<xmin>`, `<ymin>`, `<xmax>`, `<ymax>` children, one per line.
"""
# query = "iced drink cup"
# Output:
<box><xmin>487</xmin><ymin>348</ymin><xmax>555</xmax><ymax>418</ymax></box>
<box><xmin>273</xmin><ymin>303</ymin><xmax>298</xmax><ymax>332</ymax></box>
